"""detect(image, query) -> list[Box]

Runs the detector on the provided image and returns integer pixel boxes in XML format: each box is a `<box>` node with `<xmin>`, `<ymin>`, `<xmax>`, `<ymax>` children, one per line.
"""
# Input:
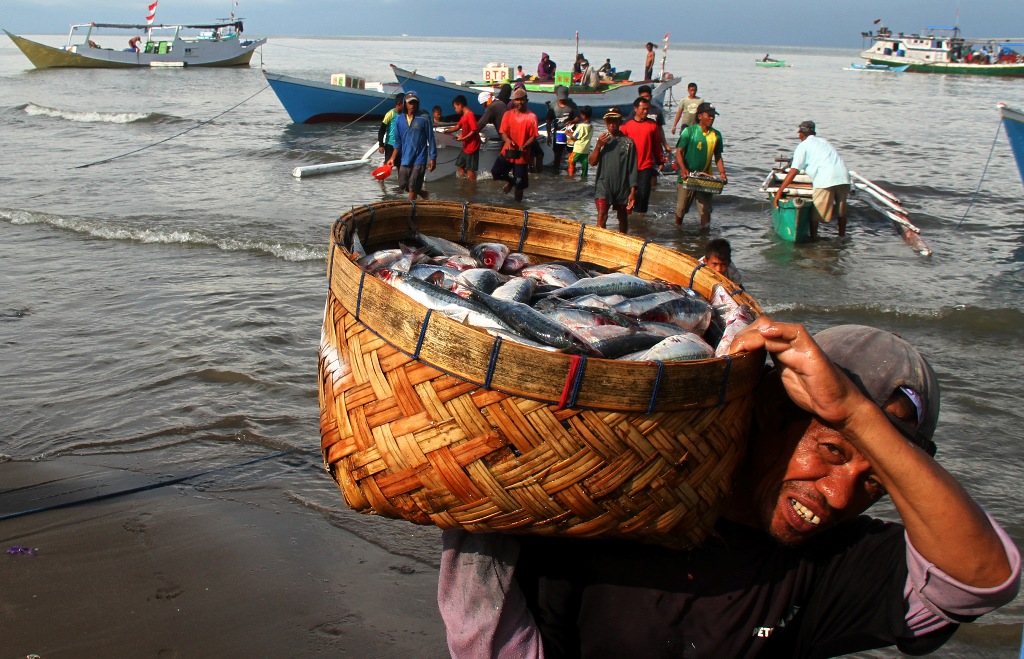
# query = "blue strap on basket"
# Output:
<box><xmin>354</xmin><ymin>270</ymin><xmax>367</xmax><ymax>321</ymax></box>
<box><xmin>460</xmin><ymin>202</ymin><xmax>470</xmax><ymax>243</ymax></box>
<box><xmin>517</xmin><ymin>210</ymin><xmax>529</xmax><ymax>252</ymax></box>
<box><xmin>689</xmin><ymin>263</ymin><xmax>706</xmax><ymax>289</ymax></box>
<box><xmin>409</xmin><ymin>200</ymin><xmax>417</xmax><ymax>226</ymax></box>
<box><xmin>413</xmin><ymin>309</ymin><xmax>433</xmax><ymax>360</ymax></box>
<box><xmin>362</xmin><ymin>205</ymin><xmax>376</xmax><ymax>239</ymax></box>
<box><xmin>634</xmin><ymin>240</ymin><xmax>652</xmax><ymax>276</ymax></box>
<box><xmin>717</xmin><ymin>354</ymin><xmax>733</xmax><ymax>406</ymax></box>
<box><xmin>646</xmin><ymin>360</ymin><xmax>665</xmax><ymax>414</ymax></box>
<box><xmin>484</xmin><ymin>336</ymin><xmax>503</xmax><ymax>388</ymax></box>
<box><xmin>574</xmin><ymin>224</ymin><xmax>586</xmax><ymax>262</ymax></box>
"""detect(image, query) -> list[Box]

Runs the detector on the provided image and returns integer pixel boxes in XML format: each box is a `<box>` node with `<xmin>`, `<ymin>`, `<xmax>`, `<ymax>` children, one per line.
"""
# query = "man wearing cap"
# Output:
<box><xmin>491</xmin><ymin>86</ymin><xmax>539</xmax><ymax>202</ymax></box>
<box><xmin>437</xmin><ymin>318</ymin><xmax>1020</xmax><ymax>658</ymax></box>
<box><xmin>589</xmin><ymin>108</ymin><xmax>637</xmax><ymax>233</ymax></box>
<box><xmin>476</xmin><ymin>90</ymin><xmax>507</xmax><ymax>137</ymax></box>
<box><xmin>675</xmin><ymin>101</ymin><xmax>727</xmax><ymax>231</ymax></box>
<box><xmin>386</xmin><ymin>90</ymin><xmax>436</xmax><ymax>201</ymax></box>
<box><xmin>546</xmin><ymin>85</ymin><xmax>579</xmax><ymax>173</ymax></box>
<box><xmin>773</xmin><ymin>120</ymin><xmax>852</xmax><ymax>239</ymax></box>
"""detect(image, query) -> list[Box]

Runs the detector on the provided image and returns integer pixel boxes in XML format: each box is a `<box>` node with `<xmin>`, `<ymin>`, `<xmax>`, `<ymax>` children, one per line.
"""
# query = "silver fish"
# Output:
<box><xmin>521</xmin><ymin>264</ymin><xmax>581</xmax><ymax>288</ymax></box>
<box><xmin>573</xmin><ymin>326</ymin><xmax>664</xmax><ymax>359</ymax></box>
<box><xmin>612</xmin><ymin>290</ymin><xmax>690</xmax><ymax>316</ymax></box>
<box><xmin>492</xmin><ymin>276</ymin><xmax>537</xmax><ymax>303</ymax></box>
<box><xmin>456</xmin><ymin>268</ymin><xmax>508</xmax><ymax>295</ymax></box>
<box><xmin>382</xmin><ymin>271</ymin><xmax>511</xmax><ymax>331</ymax></box>
<box><xmin>414</xmin><ymin>231</ymin><xmax>471</xmax><ymax>258</ymax></box>
<box><xmin>620</xmin><ymin>332</ymin><xmax>715</xmax><ymax>362</ymax></box>
<box><xmin>470</xmin><ymin>242</ymin><xmax>510</xmax><ymax>271</ymax></box>
<box><xmin>555</xmin><ymin>273</ymin><xmax>677</xmax><ymax>299</ymax></box>
<box><xmin>637</xmin><ymin>297</ymin><xmax>712</xmax><ymax>333</ymax></box>
<box><xmin>467</xmin><ymin>290</ymin><xmax>602</xmax><ymax>356</ymax></box>
<box><xmin>499</xmin><ymin>252</ymin><xmax>532</xmax><ymax>275</ymax></box>
<box><xmin>714</xmin><ymin>304</ymin><xmax>758</xmax><ymax>357</ymax></box>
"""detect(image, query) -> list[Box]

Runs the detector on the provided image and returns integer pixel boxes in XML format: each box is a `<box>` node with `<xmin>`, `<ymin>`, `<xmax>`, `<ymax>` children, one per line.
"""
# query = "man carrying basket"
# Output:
<box><xmin>675</xmin><ymin>102</ymin><xmax>728</xmax><ymax>231</ymax></box>
<box><xmin>438</xmin><ymin>319</ymin><xmax>1020</xmax><ymax>658</ymax></box>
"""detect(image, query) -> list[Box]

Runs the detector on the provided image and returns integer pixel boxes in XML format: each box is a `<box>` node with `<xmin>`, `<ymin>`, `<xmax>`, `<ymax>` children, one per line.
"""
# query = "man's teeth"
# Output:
<box><xmin>790</xmin><ymin>499</ymin><xmax>820</xmax><ymax>525</ymax></box>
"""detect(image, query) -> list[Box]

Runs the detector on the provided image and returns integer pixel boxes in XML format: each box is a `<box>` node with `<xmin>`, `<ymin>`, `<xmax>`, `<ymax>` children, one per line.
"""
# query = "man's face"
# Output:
<box><xmin>406</xmin><ymin>99</ymin><xmax>418</xmax><ymax>114</ymax></box>
<box><xmin>748</xmin><ymin>393</ymin><xmax>920</xmax><ymax>546</ymax></box>
<box><xmin>513</xmin><ymin>97</ymin><xmax>528</xmax><ymax>112</ymax></box>
<box><xmin>688</xmin><ymin>85</ymin><xmax>697</xmax><ymax>98</ymax></box>
<box><xmin>705</xmin><ymin>254</ymin><xmax>729</xmax><ymax>275</ymax></box>
<box><xmin>635</xmin><ymin>100</ymin><xmax>650</xmax><ymax>121</ymax></box>
<box><xmin>698</xmin><ymin>111</ymin><xmax>715</xmax><ymax>129</ymax></box>
<box><xmin>606</xmin><ymin>118</ymin><xmax>621</xmax><ymax>135</ymax></box>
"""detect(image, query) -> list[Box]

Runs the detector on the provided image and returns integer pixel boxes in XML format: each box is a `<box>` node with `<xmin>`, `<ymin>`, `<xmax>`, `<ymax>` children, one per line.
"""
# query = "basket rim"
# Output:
<box><xmin>325</xmin><ymin>200</ymin><xmax>765</xmax><ymax>413</ymax></box>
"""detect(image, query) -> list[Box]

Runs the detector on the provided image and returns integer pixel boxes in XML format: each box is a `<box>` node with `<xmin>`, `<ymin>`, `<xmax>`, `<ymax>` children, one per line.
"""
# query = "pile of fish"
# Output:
<box><xmin>349</xmin><ymin>231</ymin><xmax>757</xmax><ymax>361</ymax></box>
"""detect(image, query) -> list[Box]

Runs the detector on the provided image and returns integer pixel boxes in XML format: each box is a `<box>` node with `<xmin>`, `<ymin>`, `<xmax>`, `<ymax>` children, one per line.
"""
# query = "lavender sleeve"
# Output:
<box><xmin>903</xmin><ymin>512</ymin><xmax>1021</xmax><ymax>637</ymax></box>
<box><xmin>437</xmin><ymin>529</ymin><xmax>545</xmax><ymax>659</ymax></box>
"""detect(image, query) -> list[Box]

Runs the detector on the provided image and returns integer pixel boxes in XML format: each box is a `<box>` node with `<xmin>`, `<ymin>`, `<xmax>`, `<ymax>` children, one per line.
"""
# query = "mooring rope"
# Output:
<box><xmin>957</xmin><ymin>119</ymin><xmax>1003</xmax><ymax>228</ymax></box>
<box><xmin>74</xmin><ymin>83</ymin><xmax>272</xmax><ymax>169</ymax></box>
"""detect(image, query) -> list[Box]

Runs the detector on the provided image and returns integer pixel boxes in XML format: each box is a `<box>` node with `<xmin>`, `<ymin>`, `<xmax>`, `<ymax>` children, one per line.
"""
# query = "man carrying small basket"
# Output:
<box><xmin>675</xmin><ymin>102</ymin><xmax>727</xmax><ymax>231</ymax></box>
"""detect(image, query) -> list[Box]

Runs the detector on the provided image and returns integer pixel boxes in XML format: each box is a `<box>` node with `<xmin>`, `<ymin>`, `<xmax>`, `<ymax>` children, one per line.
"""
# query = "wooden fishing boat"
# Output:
<box><xmin>391</xmin><ymin>64</ymin><xmax>681</xmax><ymax>120</ymax></box>
<box><xmin>759</xmin><ymin>159</ymin><xmax>932</xmax><ymax>256</ymax></box>
<box><xmin>860</xmin><ymin>23</ymin><xmax>1024</xmax><ymax>76</ymax></box>
<box><xmin>4</xmin><ymin>21</ymin><xmax>265</xmax><ymax>69</ymax></box>
<box><xmin>263</xmin><ymin>71</ymin><xmax>401</xmax><ymax>124</ymax></box>
<box><xmin>999</xmin><ymin>102</ymin><xmax>1024</xmax><ymax>187</ymax></box>
<box><xmin>319</xmin><ymin>201</ymin><xmax>764</xmax><ymax>548</ymax></box>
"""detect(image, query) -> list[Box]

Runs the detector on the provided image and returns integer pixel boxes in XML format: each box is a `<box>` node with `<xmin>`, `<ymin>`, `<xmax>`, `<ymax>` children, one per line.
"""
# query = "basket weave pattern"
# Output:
<box><xmin>319</xmin><ymin>201</ymin><xmax>762</xmax><ymax>548</ymax></box>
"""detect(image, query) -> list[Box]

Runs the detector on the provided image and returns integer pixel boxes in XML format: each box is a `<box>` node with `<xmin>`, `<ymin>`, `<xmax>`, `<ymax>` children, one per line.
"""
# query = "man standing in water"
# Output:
<box><xmin>492</xmin><ymin>87</ymin><xmax>539</xmax><ymax>202</ymax></box>
<box><xmin>619</xmin><ymin>97</ymin><xmax>663</xmax><ymax>220</ymax></box>
<box><xmin>773</xmin><ymin>120</ymin><xmax>852</xmax><ymax>239</ymax></box>
<box><xmin>675</xmin><ymin>102</ymin><xmax>727</xmax><ymax>231</ymax></box>
<box><xmin>589</xmin><ymin>109</ymin><xmax>636</xmax><ymax>233</ymax></box>
<box><xmin>386</xmin><ymin>90</ymin><xmax>436</xmax><ymax>201</ymax></box>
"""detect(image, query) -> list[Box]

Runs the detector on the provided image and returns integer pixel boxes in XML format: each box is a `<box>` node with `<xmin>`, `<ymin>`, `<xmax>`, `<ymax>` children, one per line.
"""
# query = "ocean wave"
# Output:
<box><xmin>22</xmin><ymin>102</ymin><xmax>153</xmax><ymax>124</ymax></box>
<box><xmin>1</xmin><ymin>207</ymin><xmax>327</xmax><ymax>262</ymax></box>
<box><xmin>764</xmin><ymin>300</ymin><xmax>1024</xmax><ymax>332</ymax></box>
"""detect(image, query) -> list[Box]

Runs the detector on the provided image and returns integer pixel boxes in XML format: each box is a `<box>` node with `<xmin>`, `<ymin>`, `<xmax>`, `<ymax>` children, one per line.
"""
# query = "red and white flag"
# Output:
<box><xmin>146</xmin><ymin>1</ymin><xmax>158</xmax><ymax>25</ymax></box>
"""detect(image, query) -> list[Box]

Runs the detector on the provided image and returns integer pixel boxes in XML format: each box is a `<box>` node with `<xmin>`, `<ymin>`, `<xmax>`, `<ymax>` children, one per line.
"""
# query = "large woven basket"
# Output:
<box><xmin>319</xmin><ymin>201</ymin><xmax>764</xmax><ymax>548</ymax></box>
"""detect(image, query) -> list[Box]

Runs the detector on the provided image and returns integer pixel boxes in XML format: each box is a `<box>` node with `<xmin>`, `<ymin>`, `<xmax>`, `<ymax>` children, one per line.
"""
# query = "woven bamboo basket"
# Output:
<box><xmin>319</xmin><ymin>201</ymin><xmax>764</xmax><ymax>548</ymax></box>
<box><xmin>680</xmin><ymin>175</ymin><xmax>726</xmax><ymax>195</ymax></box>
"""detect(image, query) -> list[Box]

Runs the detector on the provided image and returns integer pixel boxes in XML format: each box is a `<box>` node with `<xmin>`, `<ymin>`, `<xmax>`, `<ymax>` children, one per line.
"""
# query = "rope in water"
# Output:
<box><xmin>0</xmin><ymin>448</ymin><xmax>298</xmax><ymax>521</ymax></box>
<box><xmin>74</xmin><ymin>83</ymin><xmax>272</xmax><ymax>169</ymax></box>
<box><xmin>957</xmin><ymin>119</ymin><xmax>1003</xmax><ymax>228</ymax></box>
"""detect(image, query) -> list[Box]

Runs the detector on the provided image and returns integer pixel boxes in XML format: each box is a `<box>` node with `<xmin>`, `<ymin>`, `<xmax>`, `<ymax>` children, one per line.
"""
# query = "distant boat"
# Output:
<box><xmin>860</xmin><ymin>23</ymin><xmax>1024</xmax><ymax>76</ymax></box>
<box><xmin>263</xmin><ymin>71</ymin><xmax>401</xmax><ymax>124</ymax></box>
<box><xmin>4</xmin><ymin>21</ymin><xmax>265</xmax><ymax>69</ymax></box>
<box><xmin>391</xmin><ymin>64</ymin><xmax>681</xmax><ymax>119</ymax></box>
<box><xmin>755</xmin><ymin>58</ymin><xmax>787</xmax><ymax>67</ymax></box>
<box><xmin>846</xmin><ymin>62</ymin><xmax>909</xmax><ymax>72</ymax></box>
<box><xmin>999</xmin><ymin>102</ymin><xmax>1024</xmax><ymax>187</ymax></box>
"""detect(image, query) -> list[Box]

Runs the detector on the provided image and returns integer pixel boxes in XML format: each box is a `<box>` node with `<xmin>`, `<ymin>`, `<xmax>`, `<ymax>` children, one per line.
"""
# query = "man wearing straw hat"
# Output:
<box><xmin>438</xmin><ymin>319</ymin><xmax>1020</xmax><ymax>658</ymax></box>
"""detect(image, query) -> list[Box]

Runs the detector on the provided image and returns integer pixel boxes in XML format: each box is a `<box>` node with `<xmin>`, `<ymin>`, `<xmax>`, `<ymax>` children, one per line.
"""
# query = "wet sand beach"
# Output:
<box><xmin>0</xmin><ymin>457</ymin><xmax>448</xmax><ymax>658</ymax></box>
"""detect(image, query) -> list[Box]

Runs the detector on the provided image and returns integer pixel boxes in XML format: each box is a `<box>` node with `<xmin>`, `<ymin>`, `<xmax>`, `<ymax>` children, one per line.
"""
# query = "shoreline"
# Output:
<box><xmin>0</xmin><ymin>457</ymin><xmax>448</xmax><ymax>657</ymax></box>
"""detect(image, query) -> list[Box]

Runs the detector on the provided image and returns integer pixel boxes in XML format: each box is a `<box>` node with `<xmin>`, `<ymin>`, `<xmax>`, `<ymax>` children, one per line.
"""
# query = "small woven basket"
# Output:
<box><xmin>319</xmin><ymin>201</ymin><xmax>763</xmax><ymax>548</ymax></box>
<box><xmin>680</xmin><ymin>175</ymin><xmax>726</xmax><ymax>194</ymax></box>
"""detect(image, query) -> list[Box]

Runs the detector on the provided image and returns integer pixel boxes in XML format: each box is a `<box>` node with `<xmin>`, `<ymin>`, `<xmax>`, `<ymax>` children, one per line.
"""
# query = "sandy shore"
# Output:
<box><xmin>0</xmin><ymin>457</ymin><xmax>449</xmax><ymax>658</ymax></box>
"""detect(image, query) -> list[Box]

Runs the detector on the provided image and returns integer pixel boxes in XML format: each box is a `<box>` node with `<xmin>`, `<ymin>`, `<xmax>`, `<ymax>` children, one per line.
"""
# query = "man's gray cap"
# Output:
<box><xmin>798</xmin><ymin>120</ymin><xmax>816</xmax><ymax>135</ymax></box>
<box><xmin>814</xmin><ymin>325</ymin><xmax>939</xmax><ymax>455</ymax></box>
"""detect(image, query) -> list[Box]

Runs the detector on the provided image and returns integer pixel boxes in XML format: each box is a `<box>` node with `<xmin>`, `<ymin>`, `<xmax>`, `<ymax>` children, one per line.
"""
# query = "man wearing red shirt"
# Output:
<box><xmin>619</xmin><ymin>97</ymin><xmax>663</xmax><ymax>218</ymax></box>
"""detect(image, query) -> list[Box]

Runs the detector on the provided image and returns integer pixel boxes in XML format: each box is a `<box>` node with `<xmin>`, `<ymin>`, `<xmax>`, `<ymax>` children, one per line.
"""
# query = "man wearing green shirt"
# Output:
<box><xmin>675</xmin><ymin>102</ymin><xmax>727</xmax><ymax>231</ymax></box>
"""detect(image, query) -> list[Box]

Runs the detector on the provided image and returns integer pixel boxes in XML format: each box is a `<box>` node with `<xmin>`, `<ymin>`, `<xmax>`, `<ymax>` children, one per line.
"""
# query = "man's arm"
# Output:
<box><xmin>730</xmin><ymin>317</ymin><xmax>1015</xmax><ymax>589</ymax></box>
<box><xmin>772</xmin><ymin>168</ymin><xmax>798</xmax><ymax>208</ymax></box>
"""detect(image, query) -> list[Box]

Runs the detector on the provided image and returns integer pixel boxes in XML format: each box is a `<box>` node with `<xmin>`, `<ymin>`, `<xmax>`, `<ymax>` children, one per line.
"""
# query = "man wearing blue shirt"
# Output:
<box><xmin>387</xmin><ymin>90</ymin><xmax>437</xmax><ymax>200</ymax></box>
<box><xmin>773</xmin><ymin>120</ymin><xmax>851</xmax><ymax>239</ymax></box>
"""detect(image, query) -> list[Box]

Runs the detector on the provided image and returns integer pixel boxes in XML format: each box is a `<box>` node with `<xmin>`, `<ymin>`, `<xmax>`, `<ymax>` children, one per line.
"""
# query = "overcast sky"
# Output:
<box><xmin>5</xmin><ymin>0</ymin><xmax>1024</xmax><ymax>47</ymax></box>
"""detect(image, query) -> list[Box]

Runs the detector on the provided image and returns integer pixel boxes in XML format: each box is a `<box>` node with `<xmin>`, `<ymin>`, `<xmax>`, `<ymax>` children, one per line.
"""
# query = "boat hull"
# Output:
<box><xmin>755</xmin><ymin>61</ymin><xmax>786</xmax><ymax>67</ymax></box>
<box><xmin>1000</xmin><ymin>103</ymin><xmax>1024</xmax><ymax>187</ymax></box>
<box><xmin>5</xmin><ymin>30</ymin><xmax>265</xmax><ymax>69</ymax></box>
<box><xmin>861</xmin><ymin>52</ymin><xmax>1024</xmax><ymax>76</ymax></box>
<box><xmin>264</xmin><ymin>71</ymin><xmax>397</xmax><ymax>123</ymax></box>
<box><xmin>771</xmin><ymin>199</ymin><xmax>812</xmax><ymax>243</ymax></box>
<box><xmin>391</xmin><ymin>65</ymin><xmax>681</xmax><ymax>119</ymax></box>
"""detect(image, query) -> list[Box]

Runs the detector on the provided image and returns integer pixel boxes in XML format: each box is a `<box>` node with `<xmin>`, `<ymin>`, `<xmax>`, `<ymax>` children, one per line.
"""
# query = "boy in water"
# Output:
<box><xmin>567</xmin><ymin>106</ymin><xmax>593</xmax><ymax>179</ymax></box>
<box><xmin>589</xmin><ymin>109</ymin><xmax>637</xmax><ymax>233</ymax></box>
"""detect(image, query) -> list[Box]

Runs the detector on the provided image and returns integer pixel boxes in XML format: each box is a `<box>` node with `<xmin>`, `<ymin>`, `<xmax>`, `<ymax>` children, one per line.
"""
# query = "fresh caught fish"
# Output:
<box><xmin>555</xmin><ymin>273</ymin><xmax>677</xmax><ymax>299</ymax></box>
<box><xmin>612</xmin><ymin>290</ymin><xmax>690</xmax><ymax>316</ymax></box>
<box><xmin>521</xmin><ymin>264</ymin><xmax>581</xmax><ymax>288</ymax></box>
<box><xmin>637</xmin><ymin>297</ymin><xmax>713</xmax><ymax>333</ymax></box>
<box><xmin>620</xmin><ymin>333</ymin><xmax>715</xmax><ymax>362</ymax></box>
<box><xmin>639</xmin><ymin>321</ymin><xmax>688</xmax><ymax>338</ymax></box>
<box><xmin>357</xmin><ymin>248</ymin><xmax>405</xmax><ymax>274</ymax></box>
<box><xmin>382</xmin><ymin>270</ymin><xmax>511</xmax><ymax>331</ymax></box>
<box><xmin>471</xmin><ymin>242</ymin><xmax>511</xmax><ymax>271</ymax></box>
<box><xmin>492</xmin><ymin>276</ymin><xmax>537</xmax><ymax>303</ymax></box>
<box><xmin>540</xmin><ymin>307</ymin><xmax>637</xmax><ymax>330</ymax></box>
<box><xmin>714</xmin><ymin>304</ymin><xmax>758</xmax><ymax>357</ymax></box>
<box><xmin>456</xmin><ymin>268</ymin><xmax>508</xmax><ymax>295</ymax></box>
<box><xmin>349</xmin><ymin>231</ymin><xmax>366</xmax><ymax>259</ymax></box>
<box><xmin>466</xmin><ymin>289</ymin><xmax>602</xmax><ymax>356</ymax></box>
<box><xmin>499</xmin><ymin>252</ymin><xmax>532</xmax><ymax>275</ymax></box>
<box><xmin>440</xmin><ymin>255</ymin><xmax>479</xmax><ymax>271</ymax></box>
<box><xmin>414</xmin><ymin>231</ymin><xmax>471</xmax><ymax>258</ymax></box>
<box><xmin>573</xmin><ymin>325</ymin><xmax>664</xmax><ymax>359</ymax></box>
